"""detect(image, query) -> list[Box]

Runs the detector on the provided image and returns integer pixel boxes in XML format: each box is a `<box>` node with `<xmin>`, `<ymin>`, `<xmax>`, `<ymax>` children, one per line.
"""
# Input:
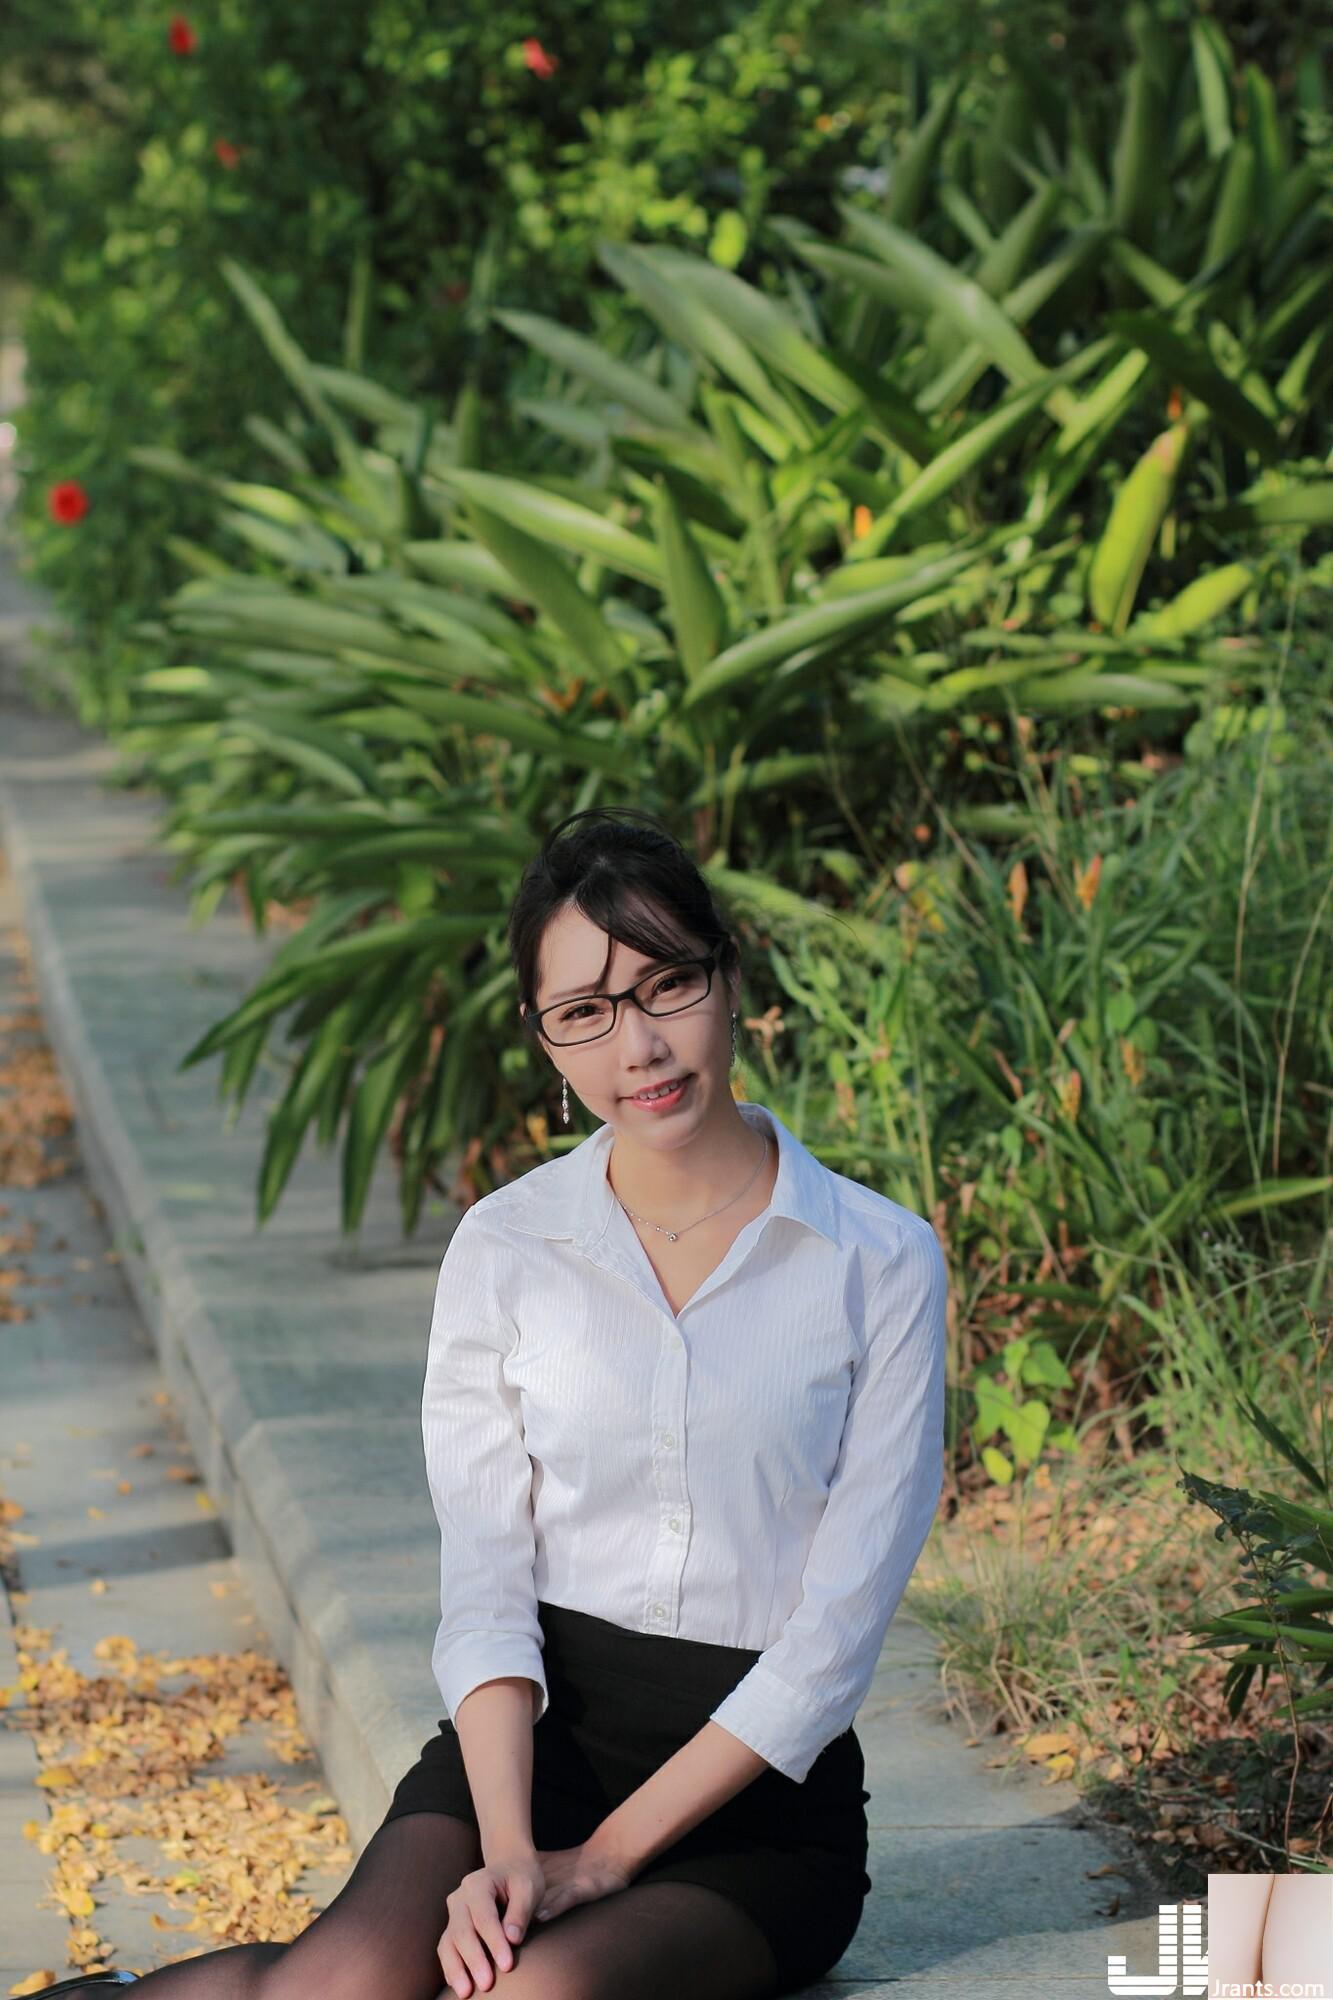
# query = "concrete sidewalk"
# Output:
<box><xmin>0</xmin><ymin>542</ymin><xmax>1171</xmax><ymax>1996</ymax></box>
<box><xmin>0</xmin><ymin>848</ymin><xmax>356</xmax><ymax>1989</ymax></box>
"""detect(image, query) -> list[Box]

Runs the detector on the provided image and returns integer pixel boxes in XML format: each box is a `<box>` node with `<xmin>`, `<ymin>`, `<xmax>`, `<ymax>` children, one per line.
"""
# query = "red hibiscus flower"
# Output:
<box><xmin>212</xmin><ymin>138</ymin><xmax>241</xmax><ymax>168</ymax></box>
<box><xmin>168</xmin><ymin>14</ymin><xmax>197</xmax><ymax>55</ymax></box>
<box><xmin>47</xmin><ymin>480</ymin><xmax>90</xmax><ymax>525</ymax></box>
<box><xmin>521</xmin><ymin>37</ymin><xmax>558</xmax><ymax>78</ymax></box>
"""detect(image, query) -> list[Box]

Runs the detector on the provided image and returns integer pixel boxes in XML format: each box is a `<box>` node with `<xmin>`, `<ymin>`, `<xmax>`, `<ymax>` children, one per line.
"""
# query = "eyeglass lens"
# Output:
<box><xmin>544</xmin><ymin>962</ymin><xmax>712</xmax><ymax>1045</ymax></box>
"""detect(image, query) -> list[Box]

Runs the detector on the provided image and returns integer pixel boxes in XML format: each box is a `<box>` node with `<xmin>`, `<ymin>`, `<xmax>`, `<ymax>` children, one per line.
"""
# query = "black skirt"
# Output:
<box><xmin>382</xmin><ymin>1599</ymin><xmax>872</xmax><ymax>1993</ymax></box>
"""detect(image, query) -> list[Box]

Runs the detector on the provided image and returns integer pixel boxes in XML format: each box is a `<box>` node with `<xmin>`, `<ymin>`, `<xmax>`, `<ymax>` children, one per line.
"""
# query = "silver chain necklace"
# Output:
<box><xmin>613</xmin><ymin>1132</ymin><xmax>772</xmax><ymax>1243</ymax></box>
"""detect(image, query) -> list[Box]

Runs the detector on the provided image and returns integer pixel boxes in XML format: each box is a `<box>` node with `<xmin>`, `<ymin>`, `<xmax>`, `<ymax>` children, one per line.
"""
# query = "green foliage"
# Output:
<box><xmin>1181</xmin><ymin>1352</ymin><xmax>1333</xmax><ymax>1724</ymax></box>
<box><xmin>92</xmin><ymin>20</ymin><xmax>1332</xmax><ymax>1258</ymax></box>
<box><xmin>1</xmin><ymin>0</ymin><xmax>905</xmax><ymax>716</ymax></box>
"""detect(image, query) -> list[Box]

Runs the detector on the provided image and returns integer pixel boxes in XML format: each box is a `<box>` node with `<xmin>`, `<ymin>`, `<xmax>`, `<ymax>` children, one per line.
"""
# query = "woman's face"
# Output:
<box><xmin>523</xmin><ymin>900</ymin><xmax>740</xmax><ymax>1142</ymax></box>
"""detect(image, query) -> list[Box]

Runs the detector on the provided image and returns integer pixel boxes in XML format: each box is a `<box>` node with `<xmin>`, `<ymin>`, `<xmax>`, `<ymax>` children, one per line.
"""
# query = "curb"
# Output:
<box><xmin>0</xmin><ymin>646</ymin><xmax>455</xmax><ymax>1854</ymax></box>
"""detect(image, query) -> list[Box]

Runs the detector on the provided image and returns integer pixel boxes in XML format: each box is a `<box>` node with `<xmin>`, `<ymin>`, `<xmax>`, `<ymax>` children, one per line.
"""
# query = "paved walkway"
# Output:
<box><xmin>0</xmin><ymin>845</ymin><xmax>354</xmax><ymax>1989</ymax></box>
<box><xmin>0</xmin><ymin>538</ymin><xmax>1171</xmax><ymax>1995</ymax></box>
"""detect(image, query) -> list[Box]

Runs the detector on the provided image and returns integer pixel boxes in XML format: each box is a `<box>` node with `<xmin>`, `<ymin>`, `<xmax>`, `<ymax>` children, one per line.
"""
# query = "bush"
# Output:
<box><xmin>101</xmin><ymin>13</ymin><xmax>1332</xmax><ymax>1241</ymax></box>
<box><xmin>3</xmin><ymin>0</ymin><xmax>907</xmax><ymax>718</ymax></box>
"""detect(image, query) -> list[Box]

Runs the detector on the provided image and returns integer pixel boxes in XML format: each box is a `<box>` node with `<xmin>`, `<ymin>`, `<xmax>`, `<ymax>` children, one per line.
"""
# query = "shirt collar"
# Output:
<box><xmin>500</xmin><ymin>1098</ymin><xmax>840</xmax><ymax>1252</ymax></box>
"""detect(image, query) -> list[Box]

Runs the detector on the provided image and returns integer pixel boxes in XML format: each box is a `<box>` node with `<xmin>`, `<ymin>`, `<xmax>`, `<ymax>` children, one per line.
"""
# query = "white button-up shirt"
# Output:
<box><xmin>423</xmin><ymin>1097</ymin><xmax>947</xmax><ymax>1783</ymax></box>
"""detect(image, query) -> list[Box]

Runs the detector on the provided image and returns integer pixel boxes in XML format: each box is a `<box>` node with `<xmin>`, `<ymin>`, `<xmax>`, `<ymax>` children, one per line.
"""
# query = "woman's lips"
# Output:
<box><xmin>626</xmin><ymin>1074</ymin><xmax>691</xmax><ymax>1106</ymax></box>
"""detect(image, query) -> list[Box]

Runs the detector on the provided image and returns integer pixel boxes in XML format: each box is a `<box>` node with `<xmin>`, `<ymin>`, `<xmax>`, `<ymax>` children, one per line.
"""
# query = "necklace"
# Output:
<box><xmin>612</xmin><ymin>1132</ymin><xmax>772</xmax><ymax>1243</ymax></box>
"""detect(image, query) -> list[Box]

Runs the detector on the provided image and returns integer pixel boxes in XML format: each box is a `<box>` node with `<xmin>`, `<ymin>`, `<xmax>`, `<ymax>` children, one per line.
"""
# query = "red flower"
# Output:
<box><xmin>168</xmin><ymin>14</ymin><xmax>197</xmax><ymax>55</ymax></box>
<box><xmin>212</xmin><ymin>138</ymin><xmax>241</xmax><ymax>168</ymax></box>
<box><xmin>521</xmin><ymin>37</ymin><xmax>558</xmax><ymax>78</ymax></box>
<box><xmin>47</xmin><ymin>480</ymin><xmax>90</xmax><ymax>525</ymax></box>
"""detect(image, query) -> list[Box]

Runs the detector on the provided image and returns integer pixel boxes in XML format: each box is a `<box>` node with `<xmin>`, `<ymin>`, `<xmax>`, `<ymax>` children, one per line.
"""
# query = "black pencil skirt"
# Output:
<box><xmin>381</xmin><ymin>1599</ymin><xmax>872</xmax><ymax>1994</ymax></box>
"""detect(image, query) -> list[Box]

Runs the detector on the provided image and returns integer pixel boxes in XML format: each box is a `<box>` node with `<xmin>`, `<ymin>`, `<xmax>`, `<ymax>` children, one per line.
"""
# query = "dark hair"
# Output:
<box><xmin>507</xmin><ymin>808</ymin><xmax>741</xmax><ymax>1028</ymax></box>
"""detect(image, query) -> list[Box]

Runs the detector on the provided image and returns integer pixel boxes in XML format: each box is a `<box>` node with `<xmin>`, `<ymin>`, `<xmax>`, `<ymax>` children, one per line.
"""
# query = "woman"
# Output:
<box><xmin>58</xmin><ymin>806</ymin><xmax>947</xmax><ymax>1999</ymax></box>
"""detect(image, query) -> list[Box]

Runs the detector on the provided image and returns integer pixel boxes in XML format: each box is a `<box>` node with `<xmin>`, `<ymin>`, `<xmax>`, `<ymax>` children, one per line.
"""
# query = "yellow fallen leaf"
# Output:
<box><xmin>1019</xmin><ymin>1731</ymin><xmax>1074</xmax><ymax>1759</ymax></box>
<box><xmin>8</xmin><ymin>1971</ymin><xmax>62</xmax><ymax>1994</ymax></box>
<box><xmin>35</xmin><ymin>1767</ymin><xmax>78</xmax><ymax>1791</ymax></box>
<box><xmin>195</xmin><ymin>1493</ymin><xmax>215</xmax><ymax>1514</ymax></box>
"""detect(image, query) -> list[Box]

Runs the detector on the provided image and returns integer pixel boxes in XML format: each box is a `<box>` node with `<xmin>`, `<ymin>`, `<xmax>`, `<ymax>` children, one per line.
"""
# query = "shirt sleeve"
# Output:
<box><xmin>708</xmin><ymin>1213</ymin><xmax>947</xmax><ymax>1782</ymax></box>
<box><xmin>422</xmin><ymin>1206</ymin><xmax>549</xmax><ymax>1729</ymax></box>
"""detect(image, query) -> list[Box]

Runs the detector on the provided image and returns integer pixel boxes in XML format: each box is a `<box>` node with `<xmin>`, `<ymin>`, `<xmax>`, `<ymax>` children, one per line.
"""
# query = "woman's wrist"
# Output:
<box><xmin>480</xmin><ymin>1827</ymin><xmax>539</xmax><ymax>1868</ymax></box>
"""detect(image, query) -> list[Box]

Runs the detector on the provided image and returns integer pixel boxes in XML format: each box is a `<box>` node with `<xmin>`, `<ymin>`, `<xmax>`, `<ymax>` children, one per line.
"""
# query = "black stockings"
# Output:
<box><xmin>64</xmin><ymin>1811</ymin><xmax>782</xmax><ymax>2000</ymax></box>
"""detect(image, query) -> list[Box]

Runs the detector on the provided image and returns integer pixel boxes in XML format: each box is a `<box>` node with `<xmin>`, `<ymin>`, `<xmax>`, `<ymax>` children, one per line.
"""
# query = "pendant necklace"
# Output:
<box><xmin>613</xmin><ymin>1132</ymin><xmax>771</xmax><ymax>1243</ymax></box>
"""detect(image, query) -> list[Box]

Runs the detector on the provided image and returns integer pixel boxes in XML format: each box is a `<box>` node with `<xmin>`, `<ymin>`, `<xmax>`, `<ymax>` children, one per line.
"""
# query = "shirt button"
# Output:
<box><xmin>668</xmin><ymin>1517</ymin><xmax>681</xmax><ymax>1533</ymax></box>
<box><xmin>662</xmin><ymin>1431</ymin><xmax>676</xmax><ymax>1448</ymax></box>
<box><xmin>650</xmin><ymin>1603</ymin><xmax>666</xmax><ymax>1619</ymax></box>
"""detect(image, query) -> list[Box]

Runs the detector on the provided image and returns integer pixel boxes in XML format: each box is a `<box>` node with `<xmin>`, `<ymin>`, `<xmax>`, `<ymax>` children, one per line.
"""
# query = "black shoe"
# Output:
<box><xmin>39</xmin><ymin>1976</ymin><xmax>138</xmax><ymax>1993</ymax></box>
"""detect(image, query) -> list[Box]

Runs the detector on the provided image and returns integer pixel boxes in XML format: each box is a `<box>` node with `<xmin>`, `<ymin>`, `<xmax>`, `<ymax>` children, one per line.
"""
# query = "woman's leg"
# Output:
<box><xmin>59</xmin><ymin>1810</ymin><xmax>479</xmax><ymax>2000</ymax></box>
<box><xmin>447</xmin><ymin>1878</ymin><xmax>783</xmax><ymax>2000</ymax></box>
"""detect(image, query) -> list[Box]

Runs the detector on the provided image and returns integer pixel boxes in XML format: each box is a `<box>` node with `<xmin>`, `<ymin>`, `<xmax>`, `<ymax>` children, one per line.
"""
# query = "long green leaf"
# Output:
<box><xmin>598</xmin><ymin>242</ymin><xmax>817</xmax><ymax>446</ymax></box>
<box><xmin>1109</xmin><ymin>312</ymin><xmax>1282</xmax><ymax>459</ymax></box>
<box><xmin>180</xmin><ymin>912</ymin><xmax>492</xmax><ymax>1066</ymax></box>
<box><xmin>885</xmin><ymin>75</ymin><xmax>965</xmax><ymax>228</ymax></box>
<box><xmin>650</xmin><ymin>479</ymin><xmax>727</xmax><ymax>684</ymax></box>
<box><xmin>1088</xmin><ymin>421</ymin><xmax>1187</xmax><ymax>632</ymax></box>
<box><xmin>835</xmin><ymin>205</ymin><xmax>1047</xmax><ymax>389</ymax></box>
<box><xmin>492</xmin><ymin>308</ymin><xmax>698</xmax><ymax>433</ymax></box>
<box><xmin>680</xmin><ymin>545</ymin><xmax>985</xmax><ymax>706</ymax></box>
<box><xmin>433</xmin><ymin>468</ymin><xmax>663</xmax><ymax>585</ymax></box>
<box><xmin>853</xmin><ymin>376</ymin><xmax>1058</xmax><ymax>557</ymax></box>
<box><xmin>460</xmin><ymin>498</ymin><xmax>628</xmax><ymax>686</ymax></box>
<box><xmin>225</xmin><ymin>715</ymin><xmax>383</xmax><ymax>796</ymax></box>
<box><xmin>1191</xmin><ymin>20</ymin><xmax>1234</xmax><ymax>159</ymax></box>
<box><xmin>631</xmin><ymin>256</ymin><xmax>862</xmax><ymax>419</ymax></box>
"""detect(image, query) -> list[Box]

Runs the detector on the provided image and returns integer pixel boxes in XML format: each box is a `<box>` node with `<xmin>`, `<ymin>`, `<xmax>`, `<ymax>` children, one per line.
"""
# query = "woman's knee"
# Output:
<box><xmin>259</xmin><ymin>1811</ymin><xmax>481</xmax><ymax>2000</ymax></box>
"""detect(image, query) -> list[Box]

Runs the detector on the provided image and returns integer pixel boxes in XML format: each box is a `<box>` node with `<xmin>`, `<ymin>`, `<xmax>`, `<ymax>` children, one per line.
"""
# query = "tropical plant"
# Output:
<box><xmin>1181</xmin><ymin>1324</ymin><xmax>1333</xmax><ymax>1734</ymax></box>
<box><xmin>115</xmin><ymin>18</ymin><xmax>1331</xmax><ymax>1238</ymax></box>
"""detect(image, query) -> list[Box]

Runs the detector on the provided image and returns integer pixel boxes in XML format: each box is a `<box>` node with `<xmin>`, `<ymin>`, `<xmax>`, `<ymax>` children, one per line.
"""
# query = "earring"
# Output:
<box><xmin>730</xmin><ymin>1010</ymin><xmax>738</xmax><ymax>1065</ymax></box>
<box><xmin>561</xmin><ymin>1074</ymin><xmax>569</xmax><ymax>1126</ymax></box>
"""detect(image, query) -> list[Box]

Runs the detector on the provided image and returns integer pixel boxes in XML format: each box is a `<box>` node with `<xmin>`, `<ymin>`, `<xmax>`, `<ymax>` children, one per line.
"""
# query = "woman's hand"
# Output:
<box><xmin>529</xmin><ymin>1836</ymin><xmax>635</xmax><ymax>1925</ymax></box>
<box><xmin>437</xmin><ymin>1852</ymin><xmax>545</xmax><ymax>1997</ymax></box>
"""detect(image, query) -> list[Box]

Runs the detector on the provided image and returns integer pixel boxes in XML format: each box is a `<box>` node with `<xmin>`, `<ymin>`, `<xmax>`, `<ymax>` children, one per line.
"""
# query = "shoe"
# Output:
<box><xmin>39</xmin><ymin>1976</ymin><xmax>138</xmax><ymax>1992</ymax></box>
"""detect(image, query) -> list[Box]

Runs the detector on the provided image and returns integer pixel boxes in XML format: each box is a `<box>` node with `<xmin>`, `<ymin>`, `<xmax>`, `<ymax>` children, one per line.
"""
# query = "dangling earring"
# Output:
<box><xmin>561</xmin><ymin>1074</ymin><xmax>570</xmax><ymax>1126</ymax></box>
<box><xmin>730</xmin><ymin>1011</ymin><xmax>738</xmax><ymax>1066</ymax></box>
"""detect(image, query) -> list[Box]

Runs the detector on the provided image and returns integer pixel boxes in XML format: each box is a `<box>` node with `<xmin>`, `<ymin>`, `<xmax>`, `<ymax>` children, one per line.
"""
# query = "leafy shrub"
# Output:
<box><xmin>2</xmin><ymin>0</ymin><xmax>907</xmax><ymax>717</ymax></box>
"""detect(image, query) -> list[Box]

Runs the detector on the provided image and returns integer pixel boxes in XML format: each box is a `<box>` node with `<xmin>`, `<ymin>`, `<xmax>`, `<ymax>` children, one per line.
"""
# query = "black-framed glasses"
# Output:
<box><xmin>526</xmin><ymin>948</ymin><xmax>720</xmax><ymax>1048</ymax></box>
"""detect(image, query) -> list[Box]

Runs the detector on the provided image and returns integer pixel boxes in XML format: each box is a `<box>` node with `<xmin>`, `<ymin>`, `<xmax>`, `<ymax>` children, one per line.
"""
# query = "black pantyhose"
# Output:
<box><xmin>58</xmin><ymin>1810</ymin><xmax>782</xmax><ymax>2000</ymax></box>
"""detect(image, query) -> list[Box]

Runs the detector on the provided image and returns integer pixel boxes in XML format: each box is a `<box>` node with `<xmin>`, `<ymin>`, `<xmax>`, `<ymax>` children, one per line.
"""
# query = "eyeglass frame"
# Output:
<box><xmin>523</xmin><ymin>946</ymin><xmax>723</xmax><ymax>1048</ymax></box>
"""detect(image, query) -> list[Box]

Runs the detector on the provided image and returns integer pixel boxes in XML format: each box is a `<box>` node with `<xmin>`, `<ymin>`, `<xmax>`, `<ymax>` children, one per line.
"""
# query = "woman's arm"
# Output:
<box><xmin>587</xmin><ymin>1722</ymin><xmax>770</xmax><ymax>1876</ymax></box>
<box><xmin>589</xmin><ymin>1217</ymin><xmax>948</xmax><ymax>1871</ymax></box>
<box><xmin>454</xmin><ymin>1677</ymin><xmax>541</xmax><ymax>1860</ymax></box>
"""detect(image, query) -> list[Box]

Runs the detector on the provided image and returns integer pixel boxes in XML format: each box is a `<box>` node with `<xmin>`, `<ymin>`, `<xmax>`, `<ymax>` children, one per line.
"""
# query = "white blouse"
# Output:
<box><xmin>422</xmin><ymin>1097</ymin><xmax>948</xmax><ymax>1784</ymax></box>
